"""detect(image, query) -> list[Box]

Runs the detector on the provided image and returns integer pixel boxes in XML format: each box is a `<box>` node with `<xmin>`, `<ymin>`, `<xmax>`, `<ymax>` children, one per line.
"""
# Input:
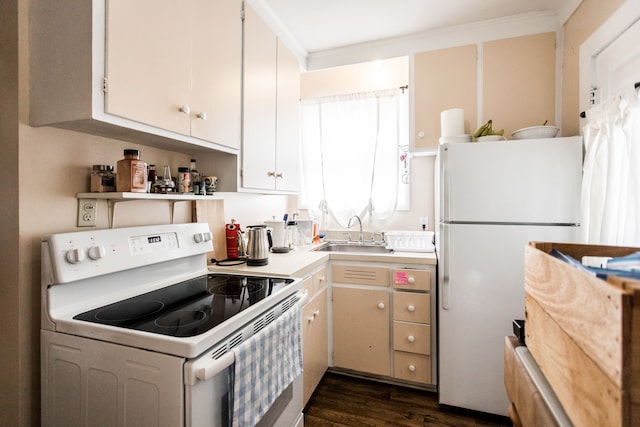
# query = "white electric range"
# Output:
<box><xmin>41</xmin><ymin>222</ymin><xmax>305</xmax><ymax>427</ymax></box>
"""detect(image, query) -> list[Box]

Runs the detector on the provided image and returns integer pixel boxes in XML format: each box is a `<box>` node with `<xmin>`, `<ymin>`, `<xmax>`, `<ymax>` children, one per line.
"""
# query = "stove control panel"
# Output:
<box><xmin>43</xmin><ymin>223</ymin><xmax>213</xmax><ymax>284</ymax></box>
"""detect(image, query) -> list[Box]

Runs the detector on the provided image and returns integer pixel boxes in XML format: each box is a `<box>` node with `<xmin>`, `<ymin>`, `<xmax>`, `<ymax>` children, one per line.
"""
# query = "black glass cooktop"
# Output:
<box><xmin>73</xmin><ymin>274</ymin><xmax>294</xmax><ymax>337</ymax></box>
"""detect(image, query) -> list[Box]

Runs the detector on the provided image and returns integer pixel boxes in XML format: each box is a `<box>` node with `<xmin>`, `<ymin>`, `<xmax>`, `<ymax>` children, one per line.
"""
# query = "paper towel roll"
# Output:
<box><xmin>440</xmin><ymin>108</ymin><xmax>465</xmax><ymax>137</ymax></box>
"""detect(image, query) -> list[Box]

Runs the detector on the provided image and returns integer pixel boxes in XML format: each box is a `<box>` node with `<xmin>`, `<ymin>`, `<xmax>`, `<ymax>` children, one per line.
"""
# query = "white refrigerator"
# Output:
<box><xmin>436</xmin><ymin>136</ymin><xmax>583</xmax><ymax>416</ymax></box>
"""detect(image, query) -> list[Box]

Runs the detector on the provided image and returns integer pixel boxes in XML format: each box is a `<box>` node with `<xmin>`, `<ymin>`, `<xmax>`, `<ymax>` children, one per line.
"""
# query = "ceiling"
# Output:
<box><xmin>262</xmin><ymin>0</ymin><xmax>582</xmax><ymax>54</ymax></box>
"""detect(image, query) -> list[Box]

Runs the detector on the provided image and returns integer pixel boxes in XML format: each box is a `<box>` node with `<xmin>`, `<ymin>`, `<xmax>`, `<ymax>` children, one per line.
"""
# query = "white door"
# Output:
<box><xmin>580</xmin><ymin>2</ymin><xmax>640</xmax><ymax>112</ymax></box>
<box><xmin>595</xmin><ymin>18</ymin><xmax>640</xmax><ymax>99</ymax></box>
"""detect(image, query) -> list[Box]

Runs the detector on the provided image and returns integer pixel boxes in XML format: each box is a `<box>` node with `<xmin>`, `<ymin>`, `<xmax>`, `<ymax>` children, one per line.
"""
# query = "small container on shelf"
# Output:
<box><xmin>90</xmin><ymin>164</ymin><xmax>116</xmax><ymax>192</ymax></box>
<box><xmin>151</xmin><ymin>165</ymin><xmax>176</xmax><ymax>194</ymax></box>
<box><xmin>116</xmin><ymin>149</ymin><xmax>147</xmax><ymax>193</ymax></box>
<box><xmin>177</xmin><ymin>167</ymin><xmax>191</xmax><ymax>193</ymax></box>
<box><xmin>147</xmin><ymin>164</ymin><xmax>157</xmax><ymax>192</ymax></box>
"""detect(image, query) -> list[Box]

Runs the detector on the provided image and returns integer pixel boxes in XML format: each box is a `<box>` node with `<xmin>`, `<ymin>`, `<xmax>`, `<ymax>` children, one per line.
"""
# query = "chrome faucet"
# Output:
<box><xmin>347</xmin><ymin>215</ymin><xmax>364</xmax><ymax>243</ymax></box>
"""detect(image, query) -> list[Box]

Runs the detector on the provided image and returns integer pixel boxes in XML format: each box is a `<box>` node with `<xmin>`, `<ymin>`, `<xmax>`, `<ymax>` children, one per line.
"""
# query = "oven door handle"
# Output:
<box><xmin>196</xmin><ymin>351</ymin><xmax>235</xmax><ymax>382</ymax></box>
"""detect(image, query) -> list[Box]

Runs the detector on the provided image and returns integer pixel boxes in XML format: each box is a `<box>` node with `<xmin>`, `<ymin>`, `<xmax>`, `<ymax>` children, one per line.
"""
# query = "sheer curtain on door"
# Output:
<box><xmin>581</xmin><ymin>87</ymin><xmax>640</xmax><ymax>246</ymax></box>
<box><xmin>300</xmin><ymin>88</ymin><xmax>407</xmax><ymax>231</ymax></box>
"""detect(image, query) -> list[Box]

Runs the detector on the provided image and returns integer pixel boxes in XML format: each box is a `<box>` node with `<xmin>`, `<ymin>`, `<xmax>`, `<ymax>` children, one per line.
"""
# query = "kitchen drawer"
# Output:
<box><xmin>311</xmin><ymin>266</ymin><xmax>328</xmax><ymax>295</ymax></box>
<box><xmin>301</xmin><ymin>275</ymin><xmax>313</xmax><ymax>295</ymax></box>
<box><xmin>393</xmin><ymin>292</ymin><xmax>430</xmax><ymax>324</ymax></box>
<box><xmin>394</xmin><ymin>351</ymin><xmax>431</xmax><ymax>384</ymax></box>
<box><xmin>301</xmin><ymin>265</ymin><xmax>328</xmax><ymax>297</ymax></box>
<box><xmin>332</xmin><ymin>264</ymin><xmax>389</xmax><ymax>287</ymax></box>
<box><xmin>393</xmin><ymin>321</ymin><xmax>430</xmax><ymax>355</ymax></box>
<box><xmin>392</xmin><ymin>269</ymin><xmax>430</xmax><ymax>292</ymax></box>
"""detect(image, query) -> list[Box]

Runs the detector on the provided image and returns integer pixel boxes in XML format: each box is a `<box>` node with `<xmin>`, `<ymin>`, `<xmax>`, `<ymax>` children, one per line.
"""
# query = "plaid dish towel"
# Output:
<box><xmin>232</xmin><ymin>300</ymin><xmax>303</xmax><ymax>427</ymax></box>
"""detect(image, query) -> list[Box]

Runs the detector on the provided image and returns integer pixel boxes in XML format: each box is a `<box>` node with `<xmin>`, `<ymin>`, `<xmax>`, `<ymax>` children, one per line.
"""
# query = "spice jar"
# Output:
<box><xmin>90</xmin><ymin>165</ymin><xmax>116</xmax><ymax>192</ymax></box>
<box><xmin>116</xmin><ymin>149</ymin><xmax>147</xmax><ymax>193</ymax></box>
<box><xmin>147</xmin><ymin>164</ymin><xmax>157</xmax><ymax>192</ymax></box>
<box><xmin>177</xmin><ymin>167</ymin><xmax>191</xmax><ymax>193</ymax></box>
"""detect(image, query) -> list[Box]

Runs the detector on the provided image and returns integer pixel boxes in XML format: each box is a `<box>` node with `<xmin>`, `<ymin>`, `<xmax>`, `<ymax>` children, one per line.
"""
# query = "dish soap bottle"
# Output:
<box><xmin>116</xmin><ymin>149</ymin><xmax>147</xmax><ymax>193</ymax></box>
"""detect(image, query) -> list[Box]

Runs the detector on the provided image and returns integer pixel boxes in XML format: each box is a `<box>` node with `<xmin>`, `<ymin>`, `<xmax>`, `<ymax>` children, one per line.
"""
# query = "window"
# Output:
<box><xmin>300</xmin><ymin>88</ymin><xmax>409</xmax><ymax>231</ymax></box>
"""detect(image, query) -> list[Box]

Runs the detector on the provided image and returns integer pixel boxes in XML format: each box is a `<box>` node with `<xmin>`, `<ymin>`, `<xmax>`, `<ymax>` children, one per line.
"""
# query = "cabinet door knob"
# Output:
<box><xmin>307</xmin><ymin>310</ymin><xmax>320</xmax><ymax>323</ymax></box>
<box><xmin>408</xmin><ymin>364</ymin><xmax>416</xmax><ymax>372</ymax></box>
<box><xmin>408</xmin><ymin>276</ymin><xmax>415</xmax><ymax>284</ymax></box>
<box><xmin>275</xmin><ymin>172</ymin><xmax>283</xmax><ymax>178</ymax></box>
<box><xmin>407</xmin><ymin>335</ymin><xmax>415</xmax><ymax>343</ymax></box>
<box><xmin>407</xmin><ymin>304</ymin><xmax>415</xmax><ymax>312</ymax></box>
<box><xmin>267</xmin><ymin>171</ymin><xmax>276</xmax><ymax>177</ymax></box>
<box><xmin>197</xmin><ymin>111</ymin><xmax>207</xmax><ymax>120</ymax></box>
<box><xmin>377</xmin><ymin>302</ymin><xmax>385</xmax><ymax>310</ymax></box>
<box><xmin>179</xmin><ymin>105</ymin><xmax>190</xmax><ymax>114</ymax></box>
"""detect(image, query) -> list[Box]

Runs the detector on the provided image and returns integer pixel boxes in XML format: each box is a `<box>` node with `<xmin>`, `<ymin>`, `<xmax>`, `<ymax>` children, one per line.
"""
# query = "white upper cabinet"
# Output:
<box><xmin>275</xmin><ymin>38</ymin><xmax>301</xmax><ymax>193</ymax></box>
<box><xmin>190</xmin><ymin>0</ymin><xmax>242</xmax><ymax>148</ymax></box>
<box><xmin>105</xmin><ymin>0</ymin><xmax>192</xmax><ymax>136</ymax></box>
<box><xmin>30</xmin><ymin>0</ymin><xmax>242</xmax><ymax>154</ymax></box>
<box><xmin>241</xmin><ymin>4</ymin><xmax>301</xmax><ymax>193</ymax></box>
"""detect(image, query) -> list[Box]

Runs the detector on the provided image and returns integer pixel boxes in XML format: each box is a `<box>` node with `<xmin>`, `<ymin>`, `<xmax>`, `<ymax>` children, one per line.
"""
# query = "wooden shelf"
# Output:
<box><xmin>76</xmin><ymin>192</ymin><xmax>224</xmax><ymax>228</ymax></box>
<box><xmin>76</xmin><ymin>192</ymin><xmax>224</xmax><ymax>201</ymax></box>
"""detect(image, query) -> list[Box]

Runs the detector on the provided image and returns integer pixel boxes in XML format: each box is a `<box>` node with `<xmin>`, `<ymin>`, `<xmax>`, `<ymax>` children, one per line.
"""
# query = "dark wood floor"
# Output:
<box><xmin>303</xmin><ymin>372</ymin><xmax>512</xmax><ymax>427</ymax></box>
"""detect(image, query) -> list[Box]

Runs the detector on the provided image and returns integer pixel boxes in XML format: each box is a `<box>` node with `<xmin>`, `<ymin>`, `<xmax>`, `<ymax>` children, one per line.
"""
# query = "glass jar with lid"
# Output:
<box><xmin>116</xmin><ymin>149</ymin><xmax>147</xmax><ymax>193</ymax></box>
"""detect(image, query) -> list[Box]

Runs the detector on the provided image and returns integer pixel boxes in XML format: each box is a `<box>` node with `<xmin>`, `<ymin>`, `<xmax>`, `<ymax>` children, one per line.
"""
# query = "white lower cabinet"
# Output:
<box><xmin>330</xmin><ymin>263</ymin><xmax>436</xmax><ymax>387</ymax></box>
<box><xmin>301</xmin><ymin>266</ymin><xmax>329</xmax><ymax>406</ymax></box>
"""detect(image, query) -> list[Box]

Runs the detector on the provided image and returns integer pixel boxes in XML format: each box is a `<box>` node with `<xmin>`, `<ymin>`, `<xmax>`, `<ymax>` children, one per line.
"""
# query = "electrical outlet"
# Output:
<box><xmin>77</xmin><ymin>199</ymin><xmax>97</xmax><ymax>227</ymax></box>
<box><xmin>420</xmin><ymin>215</ymin><xmax>428</xmax><ymax>230</ymax></box>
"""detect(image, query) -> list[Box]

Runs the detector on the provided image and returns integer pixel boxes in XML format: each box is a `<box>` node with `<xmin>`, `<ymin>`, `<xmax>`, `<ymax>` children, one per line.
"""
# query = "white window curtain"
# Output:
<box><xmin>300</xmin><ymin>88</ymin><xmax>409</xmax><ymax>231</ymax></box>
<box><xmin>581</xmin><ymin>87</ymin><xmax>640</xmax><ymax>246</ymax></box>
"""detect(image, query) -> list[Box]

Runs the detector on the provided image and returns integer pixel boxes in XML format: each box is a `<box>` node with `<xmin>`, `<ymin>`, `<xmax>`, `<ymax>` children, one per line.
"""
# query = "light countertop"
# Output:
<box><xmin>207</xmin><ymin>245</ymin><xmax>437</xmax><ymax>278</ymax></box>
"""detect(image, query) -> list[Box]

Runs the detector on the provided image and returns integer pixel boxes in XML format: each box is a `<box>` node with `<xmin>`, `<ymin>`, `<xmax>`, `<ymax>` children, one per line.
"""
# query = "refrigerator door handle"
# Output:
<box><xmin>441</xmin><ymin>223</ymin><xmax>450</xmax><ymax>310</ymax></box>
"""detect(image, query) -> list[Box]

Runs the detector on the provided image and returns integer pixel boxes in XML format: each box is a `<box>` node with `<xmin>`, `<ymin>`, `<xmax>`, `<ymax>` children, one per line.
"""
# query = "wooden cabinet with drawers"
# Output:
<box><xmin>331</xmin><ymin>263</ymin><xmax>436</xmax><ymax>387</ymax></box>
<box><xmin>392</xmin><ymin>268</ymin><xmax>435</xmax><ymax>386</ymax></box>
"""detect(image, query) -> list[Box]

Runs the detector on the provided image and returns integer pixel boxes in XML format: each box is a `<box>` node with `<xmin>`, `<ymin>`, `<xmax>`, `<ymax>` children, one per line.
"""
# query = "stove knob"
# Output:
<box><xmin>87</xmin><ymin>245</ymin><xmax>106</xmax><ymax>260</ymax></box>
<box><xmin>65</xmin><ymin>248</ymin><xmax>85</xmax><ymax>264</ymax></box>
<box><xmin>194</xmin><ymin>232</ymin><xmax>212</xmax><ymax>243</ymax></box>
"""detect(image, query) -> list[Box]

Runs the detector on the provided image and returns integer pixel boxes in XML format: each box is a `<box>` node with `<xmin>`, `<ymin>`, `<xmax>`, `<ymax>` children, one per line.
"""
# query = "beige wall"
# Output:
<box><xmin>301</xmin><ymin>56</ymin><xmax>408</xmax><ymax>98</ymax></box>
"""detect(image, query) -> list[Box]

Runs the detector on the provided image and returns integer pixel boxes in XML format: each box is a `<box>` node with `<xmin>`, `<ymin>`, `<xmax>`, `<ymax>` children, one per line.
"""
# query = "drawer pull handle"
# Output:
<box><xmin>378</xmin><ymin>302</ymin><xmax>385</xmax><ymax>310</ymax></box>
<box><xmin>407</xmin><ymin>335</ymin><xmax>415</xmax><ymax>343</ymax></box>
<box><xmin>408</xmin><ymin>364</ymin><xmax>416</xmax><ymax>372</ymax></box>
<box><xmin>407</xmin><ymin>304</ymin><xmax>415</xmax><ymax>312</ymax></box>
<box><xmin>408</xmin><ymin>276</ymin><xmax>415</xmax><ymax>284</ymax></box>
<box><xmin>307</xmin><ymin>310</ymin><xmax>320</xmax><ymax>323</ymax></box>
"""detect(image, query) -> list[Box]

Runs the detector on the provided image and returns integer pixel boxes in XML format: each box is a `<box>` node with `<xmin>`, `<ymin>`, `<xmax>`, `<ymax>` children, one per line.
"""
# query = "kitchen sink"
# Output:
<box><xmin>312</xmin><ymin>242</ymin><xmax>394</xmax><ymax>254</ymax></box>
